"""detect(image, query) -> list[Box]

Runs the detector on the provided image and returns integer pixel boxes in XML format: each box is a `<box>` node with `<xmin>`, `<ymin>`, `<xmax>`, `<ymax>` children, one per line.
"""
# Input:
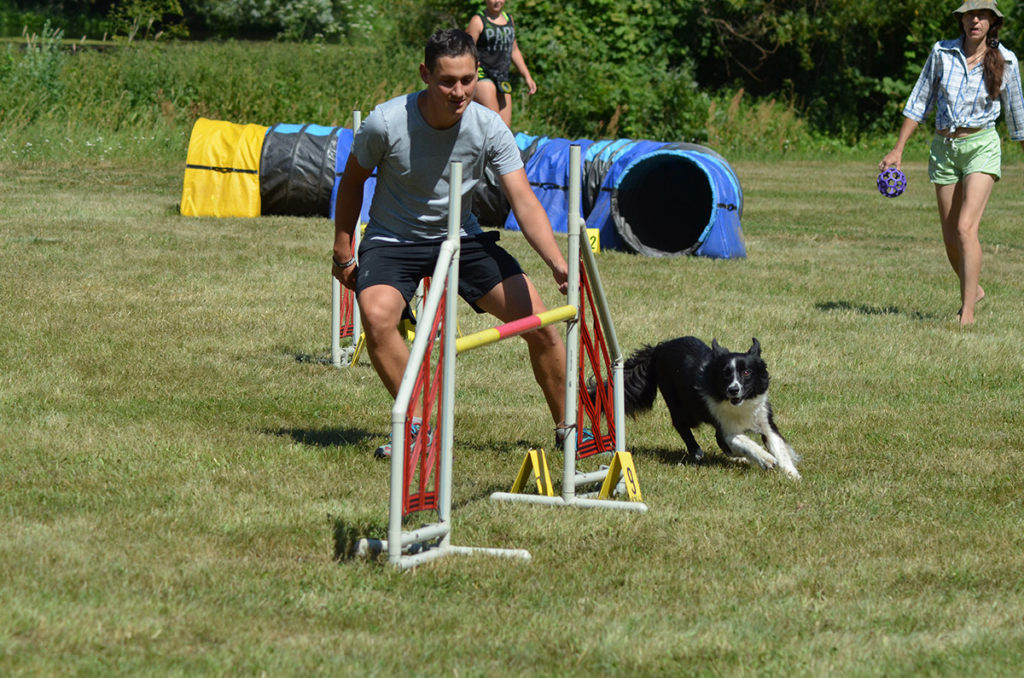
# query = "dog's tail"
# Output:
<box><xmin>620</xmin><ymin>345</ymin><xmax>660</xmax><ymax>416</ymax></box>
<box><xmin>585</xmin><ymin>345</ymin><xmax>660</xmax><ymax>417</ymax></box>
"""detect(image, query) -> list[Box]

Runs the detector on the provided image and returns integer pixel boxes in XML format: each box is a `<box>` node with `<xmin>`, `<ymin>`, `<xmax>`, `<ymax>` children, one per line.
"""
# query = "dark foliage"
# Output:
<box><xmin>3</xmin><ymin>0</ymin><xmax>1022</xmax><ymax>141</ymax></box>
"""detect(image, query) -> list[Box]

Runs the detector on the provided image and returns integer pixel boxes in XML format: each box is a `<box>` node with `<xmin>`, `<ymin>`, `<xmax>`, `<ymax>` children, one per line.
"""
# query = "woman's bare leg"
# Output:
<box><xmin>935</xmin><ymin>176</ymin><xmax>991</xmax><ymax>325</ymax></box>
<box><xmin>495</xmin><ymin>89</ymin><xmax>511</xmax><ymax>126</ymax></box>
<box><xmin>473</xmin><ymin>79</ymin><xmax>500</xmax><ymax>114</ymax></box>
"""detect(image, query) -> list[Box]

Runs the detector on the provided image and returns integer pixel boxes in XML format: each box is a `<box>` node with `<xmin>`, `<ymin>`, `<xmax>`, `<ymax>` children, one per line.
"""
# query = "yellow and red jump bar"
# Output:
<box><xmin>454</xmin><ymin>305</ymin><xmax>577</xmax><ymax>354</ymax></box>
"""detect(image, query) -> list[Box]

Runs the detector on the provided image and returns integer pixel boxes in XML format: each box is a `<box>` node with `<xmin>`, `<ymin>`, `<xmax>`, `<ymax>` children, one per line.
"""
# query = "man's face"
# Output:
<box><xmin>421</xmin><ymin>53</ymin><xmax>478</xmax><ymax>120</ymax></box>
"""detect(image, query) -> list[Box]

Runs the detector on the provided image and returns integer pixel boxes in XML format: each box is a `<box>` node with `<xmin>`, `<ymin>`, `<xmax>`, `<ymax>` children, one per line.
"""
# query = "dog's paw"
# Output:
<box><xmin>677</xmin><ymin>448</ymin><xmax>704</xmax><ymax>467</ymax></box>
<box><xmin>778</xmin><ymin>461</ymin><xmax>801</xmax><ymax>480</ymax></box>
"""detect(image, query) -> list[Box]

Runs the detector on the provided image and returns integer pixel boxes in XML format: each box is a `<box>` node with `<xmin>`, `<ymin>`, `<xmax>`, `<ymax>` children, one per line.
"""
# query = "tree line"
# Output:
<box><xmin>3</xmin><ymin>0</ymin><xmax>1021</xmax><ymax>141</ymax></box>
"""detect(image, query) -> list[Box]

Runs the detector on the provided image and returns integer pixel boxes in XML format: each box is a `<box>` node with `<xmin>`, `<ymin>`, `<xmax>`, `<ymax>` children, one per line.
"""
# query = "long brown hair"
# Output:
<box><xmin>962</xmin><ymin>12</ymin><xmax>1006</xmax><ymax>100</ymax></box>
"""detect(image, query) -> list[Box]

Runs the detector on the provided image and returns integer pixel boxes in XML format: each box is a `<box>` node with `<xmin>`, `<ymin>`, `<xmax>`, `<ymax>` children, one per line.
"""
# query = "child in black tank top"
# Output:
<box><xmin>466</xmin><ymin>0</ymin><xmax>536</xmax><ymax>127</ymax></box>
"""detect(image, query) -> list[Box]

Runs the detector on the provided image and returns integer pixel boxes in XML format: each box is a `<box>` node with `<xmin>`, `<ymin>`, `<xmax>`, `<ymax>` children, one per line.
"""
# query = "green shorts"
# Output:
<box><xmin>928</xmin><ymin>128</ymin><xmax>1001</xmax><ymax>184</ymax></box>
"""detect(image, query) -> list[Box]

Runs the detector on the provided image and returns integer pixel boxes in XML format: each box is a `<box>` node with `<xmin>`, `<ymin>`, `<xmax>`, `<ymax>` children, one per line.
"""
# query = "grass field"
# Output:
<box><xmin>2</xmin><ymin>152</ymin><xmax>1024</xmax><ymax>676</ymax></box>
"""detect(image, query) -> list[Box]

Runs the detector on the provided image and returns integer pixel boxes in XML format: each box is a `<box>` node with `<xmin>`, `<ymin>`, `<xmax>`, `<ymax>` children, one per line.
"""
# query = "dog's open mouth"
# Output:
<box><xmin>730</xmin><ymin>397</ymin><xmax>744</xmax><ymax>406</ymax></box>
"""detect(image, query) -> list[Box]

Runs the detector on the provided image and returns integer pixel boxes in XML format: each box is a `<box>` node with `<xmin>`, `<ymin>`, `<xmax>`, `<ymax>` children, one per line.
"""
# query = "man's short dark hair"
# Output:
<box><xmin>424</xmin><ymin>29</ymin><xmax>477</xmax><ymax>72</ymax></box>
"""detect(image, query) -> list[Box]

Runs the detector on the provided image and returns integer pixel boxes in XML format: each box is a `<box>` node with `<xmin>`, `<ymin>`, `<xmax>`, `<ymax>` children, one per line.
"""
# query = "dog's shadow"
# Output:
<box><xmin>631</xmin><ymin>444</ymin><xmax>750</xmax><ymax>470</ymax></box>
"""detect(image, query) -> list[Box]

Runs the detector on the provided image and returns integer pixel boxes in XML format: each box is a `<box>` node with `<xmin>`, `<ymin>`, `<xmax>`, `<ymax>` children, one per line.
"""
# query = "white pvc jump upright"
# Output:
<box><xmin>369</xmin><ymin>162</ymin><xmax>532</xmax><ymax>569</ymax></box>
<box><xmin>331</xmin><ymin>110</ymin><xmax>363</xmax><ymax>368</ymax></box>
<box><xmin>489</xmin><ymin>144</ymin><xmax>646</xmax><ymax>513</ymax></box>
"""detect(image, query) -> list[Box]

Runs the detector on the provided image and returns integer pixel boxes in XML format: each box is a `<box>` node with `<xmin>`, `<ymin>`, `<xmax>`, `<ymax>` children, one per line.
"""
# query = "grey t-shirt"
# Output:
<box><xmin>352</xmin><ymin>92</ymin><xmax>523</xmax><ymax>241</ymax></box>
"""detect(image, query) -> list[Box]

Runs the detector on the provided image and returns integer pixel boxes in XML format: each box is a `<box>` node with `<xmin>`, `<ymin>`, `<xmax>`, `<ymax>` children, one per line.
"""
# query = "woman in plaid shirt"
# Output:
<box><xmin>880</xmin><ymin>0</ymin><xmax>1024</xmax><ymax>327</ymax></box>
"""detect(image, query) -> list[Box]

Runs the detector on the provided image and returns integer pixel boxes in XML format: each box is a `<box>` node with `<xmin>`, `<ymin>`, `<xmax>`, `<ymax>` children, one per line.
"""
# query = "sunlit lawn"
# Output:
<box><xmin>2</xmin><ymin>150</ymin><xmax>1023</xmax><ymax>676</ymax></box>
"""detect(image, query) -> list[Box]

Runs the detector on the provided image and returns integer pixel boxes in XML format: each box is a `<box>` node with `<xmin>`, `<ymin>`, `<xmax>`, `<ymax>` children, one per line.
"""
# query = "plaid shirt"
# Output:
<box><xmin>904</xmin><ymin>38</ymin><xmax>1024</xmax><ymax>141</ymax></box>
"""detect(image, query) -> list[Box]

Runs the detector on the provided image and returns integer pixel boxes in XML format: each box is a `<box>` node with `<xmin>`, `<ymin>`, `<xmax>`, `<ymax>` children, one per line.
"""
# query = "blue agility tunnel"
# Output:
<box><xmin>327</xmin><ymin>127</ymin><xmax>374</xmax><ymax>225</ymax></box>
<box><xmin>507</xmin><ymin>135</ymin><xmax>594</xmax><ymax>237</ymax></box>
<box><xmin>196</xmin><ymin>119</ymin><xmax>745</xmax><ymax>258</ymax></box>
<box><xmin>502</xmin><ymin>134</ymin><xmax>745</xmax><ymax>259</ymax></box>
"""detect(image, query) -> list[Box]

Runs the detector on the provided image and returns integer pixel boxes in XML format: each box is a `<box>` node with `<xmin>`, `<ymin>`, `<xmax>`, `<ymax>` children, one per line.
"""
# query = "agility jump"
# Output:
<box><xmin>489</xmin><ymin>145</ymin><xmax>644</xmax><ymax>511</ymax></box>
<box><xmin>355</xmin><ymin>162</ymin><xmax>531</xmax><ymax>569</ymax></box>
<box><xmin>357</xmin><ymin>146</ymin><xmax>645</xmax><ymax>570</ymax></box>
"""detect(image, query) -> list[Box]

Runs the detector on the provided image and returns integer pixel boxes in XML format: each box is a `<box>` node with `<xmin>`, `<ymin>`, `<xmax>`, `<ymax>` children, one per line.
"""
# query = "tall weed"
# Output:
<box><xmin>0</xmin><ymin>23</ymin><xmax>66</xmax><ymax>128</ymax></box>
<box><xmin>705</xmin><ymin>89</ymin><xmax>810</xmax><ymax>155</ymax></box>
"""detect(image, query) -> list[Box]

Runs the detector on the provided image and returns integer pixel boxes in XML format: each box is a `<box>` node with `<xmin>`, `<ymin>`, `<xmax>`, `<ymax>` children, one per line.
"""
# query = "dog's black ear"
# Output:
<box><xmin>711</xmin><ymin>338</ymin><xmax>726</xmax><ymax>355</ymax></box>
<box><xmin>749</xmin><ymin>337</ymin><xmax>761</xmax><ymax>356</ymax></box>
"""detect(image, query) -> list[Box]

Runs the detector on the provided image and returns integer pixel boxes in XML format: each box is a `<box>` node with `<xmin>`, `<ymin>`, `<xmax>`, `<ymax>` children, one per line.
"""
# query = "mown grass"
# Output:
<box><xmin>2</xmin><ymin>152</ymin><xmax>1024</xmax><ymax>676</ymax></box>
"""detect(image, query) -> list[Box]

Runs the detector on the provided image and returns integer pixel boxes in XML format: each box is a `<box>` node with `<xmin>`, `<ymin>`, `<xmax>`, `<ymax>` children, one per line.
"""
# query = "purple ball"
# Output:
<box><xmin>877</xmin><ymin>168</ymin><xmax>907</xmax><ymax>198</ymax></box>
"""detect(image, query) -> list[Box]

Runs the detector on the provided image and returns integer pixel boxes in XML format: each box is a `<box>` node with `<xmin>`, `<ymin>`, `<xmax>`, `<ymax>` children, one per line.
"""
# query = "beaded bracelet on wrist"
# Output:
<box><xmin>333</xmin><ymin>255</ymin><xmax>356</xmax><ymax>269</ymax></box>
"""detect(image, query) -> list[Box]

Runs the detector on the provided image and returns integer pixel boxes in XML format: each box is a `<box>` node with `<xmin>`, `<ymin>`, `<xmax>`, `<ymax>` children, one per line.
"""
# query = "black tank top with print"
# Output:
<box><xmin>475</xmin><ymin>11</ymin><xmax>516</xmax><ymax>82</ymax></box>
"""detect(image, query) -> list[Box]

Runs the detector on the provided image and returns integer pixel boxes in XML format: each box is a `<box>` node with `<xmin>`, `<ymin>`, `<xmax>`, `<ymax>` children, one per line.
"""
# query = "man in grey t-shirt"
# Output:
<box><xmin>332</xmin><ymin>29</ymin><xmax>570</xmax><ymax>457</ymax></box>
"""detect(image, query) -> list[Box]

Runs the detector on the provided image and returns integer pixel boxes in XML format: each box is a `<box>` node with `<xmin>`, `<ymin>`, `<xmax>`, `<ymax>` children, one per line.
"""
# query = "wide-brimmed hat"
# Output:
<box><xmin>953</xmin><ymin>0</ymin><xmax>1004</xmax><ymax>18</ymax></box>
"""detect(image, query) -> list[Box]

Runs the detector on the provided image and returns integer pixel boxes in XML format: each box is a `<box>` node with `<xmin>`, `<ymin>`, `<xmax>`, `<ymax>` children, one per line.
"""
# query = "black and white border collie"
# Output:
<box><xmin>619</xmin><ymin>336</ymin><xmax>801</xmax><ymax>479</ymax></box>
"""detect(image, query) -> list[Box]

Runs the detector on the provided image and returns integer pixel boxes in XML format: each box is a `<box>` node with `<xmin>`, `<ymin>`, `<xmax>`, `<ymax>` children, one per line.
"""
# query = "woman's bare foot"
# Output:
<box><xmin>956</xmin><ymin>286</ymin><xmax>984</xmax><ymax>326</ymax></box>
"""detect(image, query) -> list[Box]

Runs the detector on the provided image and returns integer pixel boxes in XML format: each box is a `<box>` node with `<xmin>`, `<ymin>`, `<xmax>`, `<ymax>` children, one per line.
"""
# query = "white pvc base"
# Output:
<box><xmin>489</xmin><ymin>464</ymin><xmax>648</xmax><ymax>512</ymax></box>
<box><xmin>489</xmin><ymin>492</ymin><xmax>648</xmax><ymax>512</ymax></box>
<box><xmin>333</xmin><ymin>345</ymin><xmax>355</xmax><ymax>368</ymax></box>
<box><xmin>354</xmin><ymin>538</ymin><xmax>532</xmax><ymax>571</ymax></box>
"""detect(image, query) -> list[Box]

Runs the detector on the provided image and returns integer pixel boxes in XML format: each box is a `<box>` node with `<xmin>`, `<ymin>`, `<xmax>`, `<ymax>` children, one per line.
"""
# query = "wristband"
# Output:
<box><xmin>333</xmin><ymin>255</ymin><xmax>356</xmax><ymax>269</ymax></box>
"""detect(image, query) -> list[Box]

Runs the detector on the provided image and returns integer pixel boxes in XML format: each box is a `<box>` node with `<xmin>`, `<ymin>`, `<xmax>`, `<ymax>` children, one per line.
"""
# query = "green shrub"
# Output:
<box><xmin>0</xmin><ymin>4</ymin><xmax>111</xmax><ymax>39</ymax></box>
<box><xmin>518</xmin><ymin>56</ymin><xmax>709</xmax><ymax>141</ymax></box>
<box><xmin>0</xmin><ymin>37</ymin><xmax>880</xmax><ymax>162</ymax></box>
<box><xmin>107</xmin><ymin>0</ymin><xmax>187</xmax><ymax>40</ymax></box>
<box><xmin>184</xmin><ymin>0</ymin><xmax>358</xmax><ymax>41</ymax></box>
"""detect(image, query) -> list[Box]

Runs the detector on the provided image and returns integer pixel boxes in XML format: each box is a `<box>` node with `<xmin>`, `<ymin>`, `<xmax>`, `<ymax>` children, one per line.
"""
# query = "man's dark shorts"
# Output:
<box><xmin>356</xmin><ymin>231</ymin><xmax>524</xmax><ymax>313</ymax></box>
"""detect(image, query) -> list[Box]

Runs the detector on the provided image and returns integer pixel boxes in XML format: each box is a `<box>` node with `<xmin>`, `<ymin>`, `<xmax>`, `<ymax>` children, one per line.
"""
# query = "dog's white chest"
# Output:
<box><xmin>705</xmin><ymin>393</ymin><xmax>768</xmax><ymax>434</ymax></box>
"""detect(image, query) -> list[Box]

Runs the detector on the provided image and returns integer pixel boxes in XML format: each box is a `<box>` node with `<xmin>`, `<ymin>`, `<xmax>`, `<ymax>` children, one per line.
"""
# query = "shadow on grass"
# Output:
<box><xmin>815</xmin><ymin>300</ymin><xmax>937</xmax><ymax>320</ymax></box>
<box><xmin>456</xmin><ymin>438</ymin><xmax>549</xmax><ymax>455</ymax></box>
<box><xmin>329</xmin><ymin>440</ymin><xmax>745</xmax><ymax>564</ymax></box>
<box><xmin>269</xmin><ymin>427</ymin><xmax>377</xmax><ymax>448</ymax></box>
<box><xmin>630</xmin><ymin>444</ymin><xmax>741</xmax><ymax>469</ymax></box>
<box><xmin>324</xmin><ymin>439</ymin><xmax>525</xmax><ymax>564</ymax></box>
<box><xmin>329</xmin><ymin>492</ymin><xmax>513</xmax><ymax>563</ymax></box>
<box><xmin>292</xmin><ymin>352</ymin><xmax>337</xmax><ymax>365</ymax></box>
